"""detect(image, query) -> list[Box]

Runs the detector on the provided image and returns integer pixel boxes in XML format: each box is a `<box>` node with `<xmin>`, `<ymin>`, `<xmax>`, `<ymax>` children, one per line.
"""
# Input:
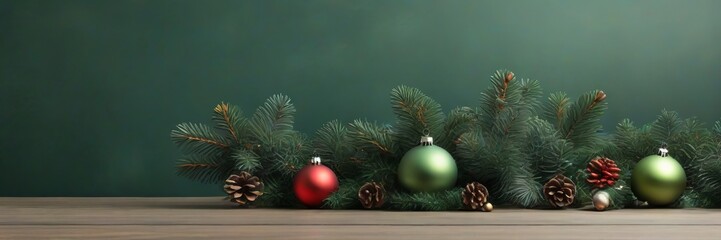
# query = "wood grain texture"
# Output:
<box><xmin>2</xmin><ymin>197</ymin><xmax>721</xmax><ymax>239</ymax></box>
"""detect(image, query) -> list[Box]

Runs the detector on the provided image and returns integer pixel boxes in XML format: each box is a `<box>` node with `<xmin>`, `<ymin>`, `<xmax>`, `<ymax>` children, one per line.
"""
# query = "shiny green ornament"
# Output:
<box><xmin>398</xmin><ymin>136</ymin><xmax>458</xmax><ymax>192</ymax></box>
<box><xmin>631</xmin><ymin>148</ymin><xmax>686</xmax><ymax>206</ymax></box>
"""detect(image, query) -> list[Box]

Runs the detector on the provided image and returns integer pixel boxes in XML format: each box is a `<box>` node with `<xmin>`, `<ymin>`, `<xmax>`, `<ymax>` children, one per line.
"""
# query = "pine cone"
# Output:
<box><xmin>543</xmin><ymin>174</ymin><xmax>576</xmax><ymax>208</ymax></box>
<box><xmin>462</xmin><ymin>182</ymin><xmax>489</xmax><ymax>210</ymax></box>
<box><xmin>224</xmin><ymin>172</ymin><xmax>264</xmax><ymax>205</ymax></box>
<box><xmin>358</xmin><ymin>182</ymin><xmax>385</xmax><ymax>209</ymax></box>
<box><xmin>586</xmin><ymin>156</ymin><xmax>621</xmax><ymax>189</ymax></box>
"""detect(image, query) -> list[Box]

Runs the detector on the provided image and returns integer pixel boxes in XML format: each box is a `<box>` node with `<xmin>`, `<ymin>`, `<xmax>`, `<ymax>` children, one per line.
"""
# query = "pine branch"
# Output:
<box><xmin>613</xmin><ymin>119</ymin><xmax>655</xmax><ymax>161</ymax></box>
<box><xmin>503</xmin><ymin>170</ymin><xmax>545</xmax><ymax>208</ymax></box>
<box><xmin>231</xmin><ymin>148</ymin><xmax>262</xmax><ymax>173</ymax></box>
<box><xmin>172</xmin><ymin>95</ymin><xmax>308</xmax><ymax>205</ymax></box>
<box><xmin>176</xmin><ymin>155</ymin><xmax>230</xmax><ymax>183</ymax></box>
<box><xmin>647</xmin><ymin>112</ymin><xmax>708</xmax><ymax>172</ymax></box>
<box><xmin>714</xmin><ymin>121</ymin><xmax>721</xmax><ymax>140</ymax></box>
<box><xmin>212</xmin><ymin>102</ymin><xmax>246</xmax><ymax>144</ymax></box>
<box><xmin>491</xmin><ymin>107</ymin><xmax>530</xmax><ymax>144</ymax></box>
<box><xmin>460</xmin><ymin>70</ymin><xmax>541</xmax><ymax>208</ymax></box>
<box><xmin>675</xmin><ymin>118</ymin><xmax>710</xmax><ymax>166</ymax></box>
<box><xmin>518</xmin><ymin>78</ymin><xmax>543</xmax><ymax>112</ymax></box>
<box><xmin>324</xmin><ymin>179</ymin><xmax>364</xmax><ymax>209</ymax></box>
<box><xmin>495</xmin><ymin>71</ymin><xmax>515</xmax><ymax>110</ymax></box>
<box><xmin>479</xmin><ymin>70</ymin><xmax>520</xmax><ymax>132</ymax></box>
<box><xmin>249</xmin><ymin>94</ymin><xmax>296</xmax><ymax>146</ymax></box>
<box><xmin>359</xmin><ymin>159</ymin><xmax>397</xmax><ymax>186</ymax></box>
<box><xmin>525</xmin><ymin>117</ymin><xmax>573</xmax><ymax>182</ymax></box>
<box><xmin>348</xmin><ymin>120</ymin><xmax>397</xmax><ymax>157</ymax></box>
<box><xmin>390</xmin><ymin>85</ymin><xmax>446</xmax><ymax>152</ymax></box>
<box><xmin>460</xmin><ymin>133</ymin><xmax>531</xmax><ymax>206</ymax></box>
<box><xmin>455</xmin><ymin>128</ymin><xmax>486</xmax><ymax>181</ymax></box>
<box><xmin>438</xmin><ymin>106</ymin><xmax>476</xmax><ymax>151</ymax></box>
<box><xmin>696</xmin><ymin>148</ymin><xmax>721</xmax><ymax>207</ymax></box>
<box><xmin>678</xmin><ymin>189</ymin><xmax>711</xmax><ymax>208</ymax></box>
<box><xmin>562</xmin><ymin>90</ymin><xmax>607</xmax><ymax>148</ymax></box>
<box><xmin>171</xmin><ymin>122</ymin><xmax>229</xmax><ymax>156</ymax></box>
<box><xmin>605</xmin><ymin>180</ymin><xmax>634</xmax><ymax>209</ymax></box>
<box><xmin>686</xmin><ymin>118</ymin><xmax>711</xmax><ymax>141</ymax></box>
<box><xmin>389</xmin><ymin>189</ymin><xmax>462</xmax><ymax>211</ymax></box>
<box><xmin>542</xmin><ymin>92</ymin><xmax>571</xmax><ymax>130</ymax></box>
<box><xmin>650</xmin><ymin>109</ymin><xmax>683</xmax><ymax>144</ymax></box>
<box><xmin>313</xmin><ymin>120</ymin><xmax>354</xmax><ymax>171</ymax></box>
<box><xmin>266</xmin><ymin>133</ymin><xmax>308</xmax><ymax>177</ymax></box>
<box><xmin>607</xmin><ymin>112</ymin><xmax>719</xmax><ymax>208</ymax></box>
<box><xmin>256</xmin><ymin>177</ymin><xmax>297</xmax><ymax>208</ymax></box>
<box><xmin>614</xmin><ymin>119</ymin><xmax>637</xmax><ymax>148</ymax></box>
<box><xmin>478</xmin><ymin>70</ymin><xmax>535</xmax><ymax>146</ymax></box>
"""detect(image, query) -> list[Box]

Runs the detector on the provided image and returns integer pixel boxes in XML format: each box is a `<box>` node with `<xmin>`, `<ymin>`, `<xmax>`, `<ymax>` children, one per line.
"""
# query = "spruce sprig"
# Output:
<box><xmin>171</xmin><ymin>95</ymin><xmax>306</xmax><ymax>206</ymax></box>
<box><xmin>458</xmin><ymin>70</ymin><xmax>545</xmax><ymax>208</ymax></box>
<box><xmin>391</xmin><ymin>85</ymin><xmax>446</xmax><ymax>152</ymax></box>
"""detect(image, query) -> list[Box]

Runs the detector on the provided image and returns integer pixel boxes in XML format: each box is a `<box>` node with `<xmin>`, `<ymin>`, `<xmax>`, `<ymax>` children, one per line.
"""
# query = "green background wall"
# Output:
<box><xmin>1</xmin><ymin>0</ymin><xmax>720</xmax><ymax>196</ymax></box>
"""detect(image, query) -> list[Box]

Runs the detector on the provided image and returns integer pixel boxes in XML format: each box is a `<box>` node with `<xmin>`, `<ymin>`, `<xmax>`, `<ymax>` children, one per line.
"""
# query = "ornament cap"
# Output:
<box><xmin>310</xmin><ymin>156</ymin><xmax>322</xmax><ymax>165</ymax></box>
<box><xmin>658</xmin><ymin>143</ymin><xmax>669</xmax><ymax>157</ymax></box>
<box><xmin>420</xmin><ymin>136</ymin><xmax>434</xmax><ymax>146</ymax></box>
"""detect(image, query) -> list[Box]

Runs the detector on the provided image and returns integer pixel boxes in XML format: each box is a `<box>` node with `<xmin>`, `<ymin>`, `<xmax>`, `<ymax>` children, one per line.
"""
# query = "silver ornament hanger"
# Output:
<box><xmin>310</xmin><ymin>156</ymin><xmax>322</xmax><ymax>165</ymax></box>
<box><xmin>420</xmin><ymin>129</ymin><xmax>434</xmax><ymax>146</ymax></box>
<box><xmin>658</xmin><ymin>143</ymin><xmax>669</xmax><ymax>157</ymax></box>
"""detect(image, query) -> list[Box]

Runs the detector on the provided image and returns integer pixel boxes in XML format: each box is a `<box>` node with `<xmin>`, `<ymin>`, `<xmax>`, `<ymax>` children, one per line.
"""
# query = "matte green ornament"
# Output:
<box><xmin>631</xmin><ymin>147</ymin><xmax>686</xmax><ymax>206</ymax></box>
<box><xmin>398</xmin><ymin>136</ymin><xmax>458</xmax><ymax>192</ymax></box>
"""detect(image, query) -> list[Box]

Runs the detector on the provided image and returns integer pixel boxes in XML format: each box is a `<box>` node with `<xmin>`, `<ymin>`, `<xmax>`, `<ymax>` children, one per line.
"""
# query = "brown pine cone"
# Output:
<box><xmin>462</xmin><ymin>182</ymin><xmax>489</xmax><ymax>210</ymax></box>
<box><xmin>224</xmin><ymin>172</ymin><xmax>264</xmax><ymax>205</ymax></box>
<box><xmin>358</xmin><ymin>182</ymin><xmax>385</xmax><ymax>209</ymax></box>
<box><xmin>586</xmin><ymin>156</ymin><xmax>621</xmax><ymax>189</ymax></box>
<box><xmin>543</xmin><ymin>174</ymin><xmax>576</xmax><ymax>208</ymax></box>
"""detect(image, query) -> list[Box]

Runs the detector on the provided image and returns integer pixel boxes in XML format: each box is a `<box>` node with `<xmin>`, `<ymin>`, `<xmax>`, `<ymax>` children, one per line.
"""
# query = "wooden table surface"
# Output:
<box><xmin>1</xmin><ymin>197</ymin><xmax>721</xmax><ymax>239</ymax></box>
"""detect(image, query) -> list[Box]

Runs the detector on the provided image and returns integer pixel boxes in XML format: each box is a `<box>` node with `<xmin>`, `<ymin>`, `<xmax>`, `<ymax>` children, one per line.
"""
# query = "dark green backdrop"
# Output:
<box><xmin>1</xmin><ymin>0</ymin><xmax>720</xmax><ymax>196</ymax></box>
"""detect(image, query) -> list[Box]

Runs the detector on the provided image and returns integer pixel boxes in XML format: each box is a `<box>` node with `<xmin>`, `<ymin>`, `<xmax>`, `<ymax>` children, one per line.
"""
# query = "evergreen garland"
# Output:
<box><xmin>171</xmin><ymin>96</ymin><xmax>309</xmax><ymax>207</ymax></box>
<box><xmin>317</xmin><ymin>85</ymin><xmax>471</xmax><ymax>210</ymax></box>
<box><xmin>602</xmin><ymin>110</ymin><xmax>720</xmax><ymax>208</ymax></box>
<box><xmin>171</xmin><ymin>70</ymin><xmax>721</xmax><ymax>210</ymax></box>
<box><xmin>457</xmin><ymin>70</ymin><xmax>545</xmax><ymax>208</ymax></box>
<box><xmin>694</xmin><ymin>120</ymin><xmax>721</xmax><ymax>207</ymax></box>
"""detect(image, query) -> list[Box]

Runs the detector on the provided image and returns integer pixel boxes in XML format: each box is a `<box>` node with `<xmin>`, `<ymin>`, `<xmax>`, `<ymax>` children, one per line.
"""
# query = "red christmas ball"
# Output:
<box><xmin>293</xmin><ymin>158</ymin><xmax>338</xmax><ymax>208</ymax></box>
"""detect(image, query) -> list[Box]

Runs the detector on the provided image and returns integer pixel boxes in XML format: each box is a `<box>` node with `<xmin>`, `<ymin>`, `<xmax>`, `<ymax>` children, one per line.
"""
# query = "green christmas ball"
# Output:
<box><xmin>398</xmin><ymin>145</ymin><xmax>458</xmax><ymax>192</ymax></box>
<box><xmin>631</xmin><ymin>154</ymin><xmax>686</xmax><ymax>206</ymax></box>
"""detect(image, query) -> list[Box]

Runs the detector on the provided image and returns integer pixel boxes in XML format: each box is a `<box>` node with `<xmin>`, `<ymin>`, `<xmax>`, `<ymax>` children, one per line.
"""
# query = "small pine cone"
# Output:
<box><xmin>586</xmin><ymin>156</ymin><xmax>621</xmax><ymax>189</ymax></box>
<box><xmin>224</xmin><ymin>172</ymin><xmax>264</xmax><ymax>205</ymax></box>
<box><xmin>358</xmin><ymin>182</ymin><xmax>385</xmax><ymax>209</ymax></box>
<box><xmin>462</xmin><ymin>182</ymin><xmax>489</xmax><ymax>210</ymax></box>
<box><xmin>543</xmin><ymin>174</ymin><xmax>576</xmax><ymax>208</ymax></box>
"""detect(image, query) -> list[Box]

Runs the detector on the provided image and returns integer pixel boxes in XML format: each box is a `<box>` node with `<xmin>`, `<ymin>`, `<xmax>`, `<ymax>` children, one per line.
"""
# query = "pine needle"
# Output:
<box><xmin>171</xmin><ymin>122</ymin><xmax>229</xmax><ymax>156</ymax></box>
<box><xmin>650</xmin><ymin>109</ymin><xmax>683</xmax><ymax>143</ymax></box>
<box><xmin>249</xmin><ymin>94</ymin><xmax>296</xmax><ymax>146</ymax></box>
<box><xmin>390</xmin><ymin>85</ymin><xmax>446</xmax><ymax>152</ymax></box>
<box><xmin>389</xmin><ymin>189</ymin><xmax>462</xmax><ymax>211</ymax></box>
<box><xmin>542</xmin><ymin>92</ymin><xmax>570</xmax><ymax>130</ymax></box>
<box><xmin>562</xmin><ymin>90</ymin><xmax>607</xmax><ymax>148</ymax></box>
<box><xmin>176</xmin><ymin>155</ymin><xmax>230</xmax><ymax>183</ymax></box>
<box><xmin>349</xmin><ymin>120</ymin><xmax>396</xmax><ymax>156</ymax></box>
<box><xmin>212</xmin><ymin>102</ymin><xmax>247</xmax><ymax>144</ymax></box>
